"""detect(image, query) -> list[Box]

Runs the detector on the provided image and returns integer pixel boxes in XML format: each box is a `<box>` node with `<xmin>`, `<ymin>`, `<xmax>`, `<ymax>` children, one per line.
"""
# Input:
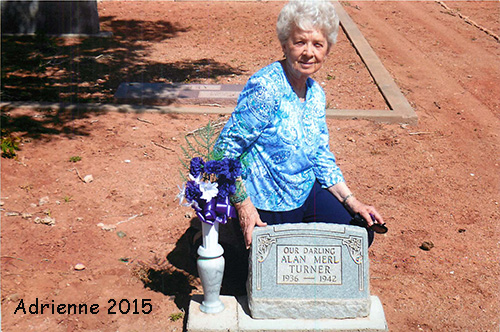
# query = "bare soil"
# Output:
<box><xmin>1</xmin><ymin>1</ymin><xmax>499</xmax><ymax>331</ymax></box>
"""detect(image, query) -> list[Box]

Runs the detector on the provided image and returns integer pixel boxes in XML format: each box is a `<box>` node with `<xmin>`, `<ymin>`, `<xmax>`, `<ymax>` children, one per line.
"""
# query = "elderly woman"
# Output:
<box><xmin>214</xmin><ymin>0</ymin><xmax>385</xmax><ymax>249</ymax></box>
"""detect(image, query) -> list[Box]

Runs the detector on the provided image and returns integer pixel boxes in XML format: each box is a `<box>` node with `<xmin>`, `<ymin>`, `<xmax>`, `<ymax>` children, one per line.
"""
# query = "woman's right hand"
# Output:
<box><xmin>234</xmin><ymin>197</ymin><xmax>267</xmax><ymax>249</ymax></box>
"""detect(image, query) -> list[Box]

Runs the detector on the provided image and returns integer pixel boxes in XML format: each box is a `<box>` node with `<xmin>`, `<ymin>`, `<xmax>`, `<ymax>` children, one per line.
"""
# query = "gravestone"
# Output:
<box><xmin>1</xmin><ymin>1</ymin><xmax>100</xmax><ymax>35</ymax></box>
<box><xmin>187</xmin><ymin>222</ymin><xmax>388</xmax><ymax>331</ymax></box>
<box><xmin>114</xmin><ymin>83</ymin><xmax>244</xmax><ymax>106</ymax></box>
<box><xmin>248</xmin><ymin>223</ymin><xmax>371</xmax><ymax>319</ymax></box>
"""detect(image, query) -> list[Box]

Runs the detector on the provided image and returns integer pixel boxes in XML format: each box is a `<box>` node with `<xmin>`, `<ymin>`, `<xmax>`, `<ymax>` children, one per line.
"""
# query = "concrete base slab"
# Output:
<box><xmin>186</xmin><ymin>295</ymin><xmax>388</xmax><ymax>332</ymax></box>
<box><xmin>187</xmin><ymin>295</ymin><xmax>239</xmax><ymax>332</ymax></box>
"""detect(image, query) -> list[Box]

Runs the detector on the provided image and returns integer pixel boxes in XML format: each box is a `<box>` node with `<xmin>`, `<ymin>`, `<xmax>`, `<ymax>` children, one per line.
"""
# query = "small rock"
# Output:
<box><xmin>7</xmin><ymin>293</ymin><xmax>20</xmax><ymax>302</ymax></box>
<box><xmin>83</xmin><ymin>175</ymin><xmax>94</xmax><ymax>183</ymax></box>
<box><xmin>116</xmin><ymin>231</ymin><xmax>127</xmax><ymax>238</ymax></box>
<box><xmin>34</xmin><ymin>216</ymin><xmax>56</xmax><ymax>226</ymax></box>
<box><xmin>124</xmin><ymin>160</ymin><xmax>131</xmax><ymax>163</ymax></box>
<box><xmin>30</xmin><ymin>203</ymin><xmax>38</xmax><ymax>208</ymax></box>
<box><xmin>76</xmin><ymin>217</ymin><xmax>84</xmax><ymax>222</ymax></box>
<box><xmin>74</xmin><ymin>263</ymin><xmax>86</xmax><ymax>271</ymax></box>
<box><xmin>39</xmin><ymin>196</ymin><xmax>50</xmax><ymax>206</ymax></box>
<box><xmin>419</xmin><ymin>241</ymin><xmax>434</xmax><ymax>251</ymax></box>
<box><xmin>97</xmin><ymin>223</ymin><xmax>116</xmax><ymax>231</ymax></box>
<box><xmin>347</xmin><ymin>137</ymin><xmax>356</xmax><ymax>142</ymax></box>
<box><xmin>21</xmin><ymin>213</ymin><xmax>32</xmax><ymax>219</ymax></box>
<box><xmin>0</xmin><ymin>201</ymin><xmax>4</xmax><ymax>206</ymax></box>
<box><xmin>5</xmin><ymin>212</ymin><xmax>20</xmax><ymax>217</ymax></box>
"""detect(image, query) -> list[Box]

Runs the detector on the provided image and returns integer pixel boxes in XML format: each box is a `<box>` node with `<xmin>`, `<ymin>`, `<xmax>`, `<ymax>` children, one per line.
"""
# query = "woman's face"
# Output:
<box><xmin>282</xmin><ymin>25</ymin><xmax>329</xmax><ymax>81</ymax></box>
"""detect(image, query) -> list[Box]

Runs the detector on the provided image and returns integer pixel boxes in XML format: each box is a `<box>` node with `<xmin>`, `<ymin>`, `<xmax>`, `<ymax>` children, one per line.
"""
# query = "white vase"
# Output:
<box><xmin>197</xmin><ymin>221</ymin><xmax>225</xmax><ymax>314</ymax></box>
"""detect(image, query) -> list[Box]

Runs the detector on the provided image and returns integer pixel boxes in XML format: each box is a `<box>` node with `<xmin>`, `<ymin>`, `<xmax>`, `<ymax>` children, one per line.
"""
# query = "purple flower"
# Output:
<box><xmin>228</xmin><ymin>183</ymin><xmax>237</xmax><ymax>195</ymax></box>
<box><xmin>216</xmin><ymin>159</ymin><xmax>230</xmax><ymax>179</ymax></box>
<box><xmin>217</xmin><ymin>180</ymin><xmax>230</xmax><ymax>199</ymax></box>
<box><xmin>227</xmin><ymin>158</ymin><xmax>242</xmax><ymax>180</ymax></box>
<box><xmin>215</xmin><ymin>158</ymin><xmax>241</xmax><ymax>181</ymax></box>
<box><xmin>217</xmin><ymin>178</ymin><xmax>237</xmax><ymax>199</ymax></box>
<box><xmin>205</xmin><ymin>160</ymin><xmax>222</xmax><ymax>175</ymax></box>
<box><xmin>189</xmin><ymin>157</ymin><xmax>205</xmax><ymax>178</ymax></box>
<box><xmin>185</xmin><ymin>180</ymin><xmax>202</xmax><ymax>202</ymax></box>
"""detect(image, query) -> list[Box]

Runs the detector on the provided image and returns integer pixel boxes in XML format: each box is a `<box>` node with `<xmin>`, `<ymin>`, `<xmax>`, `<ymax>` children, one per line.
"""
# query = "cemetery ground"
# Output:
<box><xmin>1</xmin><ymin>1</ymin><xmax>498</xmax><ymax>331</ymax></box>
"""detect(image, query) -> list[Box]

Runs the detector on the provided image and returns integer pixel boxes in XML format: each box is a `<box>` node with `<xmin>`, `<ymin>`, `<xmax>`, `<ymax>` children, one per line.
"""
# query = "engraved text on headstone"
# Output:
<box><xmin>277</xmin><ymin>245</ymin><xmax>342</xmax><ymax>285</ymax></box>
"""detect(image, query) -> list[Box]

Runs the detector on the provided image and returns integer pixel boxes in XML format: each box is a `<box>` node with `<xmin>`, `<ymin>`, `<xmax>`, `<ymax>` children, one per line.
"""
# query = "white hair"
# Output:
<box><xmin>276</xmin><ymin>0</ymin><xmax>340</xmax><ymax>48</ymax></box>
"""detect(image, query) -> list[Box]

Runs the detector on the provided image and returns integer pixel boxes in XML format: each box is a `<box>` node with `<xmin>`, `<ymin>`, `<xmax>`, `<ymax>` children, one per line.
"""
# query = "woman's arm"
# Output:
<box><xmin>328</xmin><ymin>182</ymin><xmax>385</xmax><ymax>226</ymax></box>
<box><xmin>233</xmin><ymin>197</ymin><xmax>267</xmax><ymax>249</ymax></box>
<box><xmin>214</xmin><ymin>75</ymin><xmax>278</xmax><ymax>248</ymax></box>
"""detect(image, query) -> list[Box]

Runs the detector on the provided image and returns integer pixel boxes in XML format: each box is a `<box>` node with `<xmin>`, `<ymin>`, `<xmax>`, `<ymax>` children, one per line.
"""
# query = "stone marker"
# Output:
<box><xmin>248</xmin><ymin>223</ymin><xmax>371</xmax><ymax>320</ymax></box>
<box><xmin>187</xmin><ymin>222</ymin><xmax>388</xmax><ymax>331</ymax></box>
<box><xmin>114</xmin><ymin>83</ymin><xmax>244</xmax><ymax>106</ymax></box>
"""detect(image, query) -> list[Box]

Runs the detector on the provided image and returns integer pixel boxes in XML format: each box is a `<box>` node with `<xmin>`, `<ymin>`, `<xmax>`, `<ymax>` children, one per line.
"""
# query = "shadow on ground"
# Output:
<box><xmin>1</xmin><ymin>15</ymin><xmax>244</xmax><ymax>141</ymax></box>
<box><xmin>133</xmin><ymin>218</ymin><xmax>248</xmax><ymax>314</ymax></box>
<box><xmin>167</xmin><ymin>218</ymin><xmax>249</xmax><ymax>296</ymax></box>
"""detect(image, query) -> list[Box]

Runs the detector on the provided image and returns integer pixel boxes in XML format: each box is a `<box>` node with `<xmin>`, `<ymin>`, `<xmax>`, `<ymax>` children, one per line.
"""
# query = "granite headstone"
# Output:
<box><xmin>248</xmin><ymin>223</ymin><xmax>371</xmax><ymax>319</ymax></box>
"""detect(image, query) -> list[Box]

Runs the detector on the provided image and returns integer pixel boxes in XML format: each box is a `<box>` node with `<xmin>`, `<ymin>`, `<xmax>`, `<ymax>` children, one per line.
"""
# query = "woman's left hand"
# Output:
<box><xmin>345</xmin><ymin>197</ymin><xmax>384</xmax><ymax>227</ymax></box>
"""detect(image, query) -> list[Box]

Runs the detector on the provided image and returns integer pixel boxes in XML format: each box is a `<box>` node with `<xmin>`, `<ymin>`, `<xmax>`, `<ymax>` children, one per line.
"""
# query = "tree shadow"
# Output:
<box><xmin>1</xmin><ymin>107</ymin><xmax>92</xmax><ymax>141</ymax></box>
<box><xmin>1</xmin><ymin>15</ymin><xmax>244</xmax><ymax>141</ymax></box>
<box><xmin>108</xmin><ymin>18</ymin><xmax>189</xmax><ymax>42</ymax></box>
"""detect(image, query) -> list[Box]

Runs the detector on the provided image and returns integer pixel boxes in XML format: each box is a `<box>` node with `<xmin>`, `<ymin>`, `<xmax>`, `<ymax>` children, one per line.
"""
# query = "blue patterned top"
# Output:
<box><xmin>214</xmin><ymin>62</ymin><xmax>345</xmax><ymax>211</ymax></box>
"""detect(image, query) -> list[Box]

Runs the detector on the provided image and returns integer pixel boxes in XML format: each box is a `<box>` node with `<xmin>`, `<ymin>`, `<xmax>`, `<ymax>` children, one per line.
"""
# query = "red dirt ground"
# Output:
<box><xmin>1</xmin><ymin>1</ymin><xmax>499</xmax><ymax>331</ymax></box>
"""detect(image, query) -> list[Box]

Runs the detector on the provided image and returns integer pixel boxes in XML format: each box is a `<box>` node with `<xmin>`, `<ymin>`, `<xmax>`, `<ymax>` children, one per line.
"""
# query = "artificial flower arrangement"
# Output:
<box><xmin>176</xmin><ymin>121</ymin><xmax>244</xmax><ymax>225</ymax></box>
<box><xmin>178</xmin><ymin>156</ymin><xmax>241</xmax><ymax>225</ymax></box>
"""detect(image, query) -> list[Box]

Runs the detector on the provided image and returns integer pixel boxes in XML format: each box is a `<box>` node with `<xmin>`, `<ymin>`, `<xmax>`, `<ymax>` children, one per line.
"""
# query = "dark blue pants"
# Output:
<box><xmin>257</xmin><ymin>181</ymin><xmax>374</xmax><ymax>245</ymax></box>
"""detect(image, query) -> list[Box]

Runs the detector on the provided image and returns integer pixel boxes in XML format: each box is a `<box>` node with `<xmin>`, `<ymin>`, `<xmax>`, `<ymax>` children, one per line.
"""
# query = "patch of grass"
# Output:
<box><xmin>19</xmin><ymin>184</ymin><xmax>33</xmax><ymax>192</ymax></box>
<box><xmin>1</xmin><ymin>133</ymin><xmax>20</xmax><ymax>159</ymax></box>
<box><xmin>116</xmin><ymin>231</ymin><xmax>127</xmax><ymax>238</ymax></box>
<box><xmin>1</xmin><ymin>114</ymin><xmax>20</xmax><ymax>159</ymax></box>
<box><xmin>169</xmin><ymin>312</ymin><xmax>184</xmax><ymax>322</ymax></box>
<box><xmin>69</xmin><ymin>156</ymin><xmax>82</xmax><ymax>162</ymax></box>
<box><xmin>63</xmin><ymin>195</ymin><xmax>73</xmax><ymax>203</ymax></box>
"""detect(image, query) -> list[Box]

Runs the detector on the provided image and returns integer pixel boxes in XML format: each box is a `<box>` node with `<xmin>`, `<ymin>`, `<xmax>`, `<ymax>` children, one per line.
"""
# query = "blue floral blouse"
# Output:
<box><xmin>214</xmin><ymin>61</ymin><xmax>345</xmax><ymax>211</ymax></box>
